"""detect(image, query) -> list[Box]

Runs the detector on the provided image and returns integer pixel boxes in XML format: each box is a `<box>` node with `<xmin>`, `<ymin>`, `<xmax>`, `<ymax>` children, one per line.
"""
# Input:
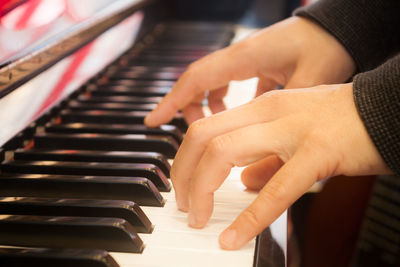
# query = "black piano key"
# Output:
<box><xmin>89</xmin><ymin>86</ymin><xmax>170</xmax><ymax>97</ymax></box>
<box><xmin>0</xmin><ymin>174</ymin><xmax>164</xmax><ymax>207</ymax></box>
<box><xmin>109</xmin><ymin>65</ymin><xmax>185</xmax><ymax>74</ymax></box>
<box><xmin>163</xmin><ymin>21</ymin><xmax>233</xmax><ymax>31</ymax></box>
<box><xmin>1</xmin><ymin>161</ymin><xmax>170</xmax><ymax>192</ymax></box>
<box><xmin>0</xmin><ymin>248</ymin><xmax>119</xmax><ymax>267</ymax></box>
<box><xmin>124</xmin><ymin>54</ymin><xmax>197</xmax><ymax>65</ymax></box>
<box><xmin>34</xmin><ymin>132</ymin><xmax>178</xmax><ymax>158</ymax></box>
<box><xmin>98</xmin><ymin>79</ymin><xmax>175</xmax><ymax>88</ymax></box>
<box><xmin>146</xmin><ymin>43</ymin><xmax>222</xmax><ymax>52</ymax></box>
<box><xmin>107</xmin><ymin>71</ymin><xmax>180</xmax><ymax>81</ymax></box>
<box><xmin>0</xmin><ymin>215</ymin><xmax>143</xmax><ymax>253</ymax></box>
<box><xmin>137</xmin><ymin>50</ymin><xmax>209</xmax><ymax>58</ymax></box>
<box><xmin>152</xmin><ymin>34</ymin><xmax>229</xmax><ymax>44</ymax></box>
<box><xmin>76</xmin><ymin>95</ymin><xmax>163</xmax><ymax>104</ymax></box>
<box><xmin>2</xmin><ymin>132</ymin><xmax>26</xmax><ymax>150</ymax></box>
<box><xmin>59</xmin><ymin>110</ymin><xmax>188</xmax><ymax>132</ymax></box>
<box><xmin>0</xmin><ymin>198</ymin><xmax>153</xmax><ymax>233</ymax></box>
<box><xmin>156</xmin><ymin>32</ymin><xmax>229</xmax><ymax>42</ymax></box>
<box><xmin>68</xmin><ymin>101</ymin><xmax>157</xmax><ymax>111</ymax></box>
<box><xmin>161</xmin><ymin>24</ymin><xmax>232</xmax><ymax>33</ymax></box>
<box><xmin>69</xmin><ymin>101</ymin><xmax>158</xmax><ymax>112</ymax></box>
<box><xmin>45</xmin><ymin>122</ymin><xmax>183</xmax><ymax>144</ymax></box>
<box><xmin>118</xmin><ymin>60</ymin><xmax>189</xmax><ymax>68</ymax></box>
<box><xmin>14</xmin><ymin>149</ymin><xmax>171</xmax><ymax>177</ymax></box>
<box><xmin>1</xmin><ymin>123</ymin><xmax>36</xmax><ymax>150</ymax></box>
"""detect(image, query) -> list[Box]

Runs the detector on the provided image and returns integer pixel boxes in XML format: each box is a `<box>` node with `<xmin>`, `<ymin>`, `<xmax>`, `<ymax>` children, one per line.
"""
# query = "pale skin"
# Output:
<box><xmin>144</xmin><ymin>17</ymin><xmax>392</xmax><ymax>250</ymax></box>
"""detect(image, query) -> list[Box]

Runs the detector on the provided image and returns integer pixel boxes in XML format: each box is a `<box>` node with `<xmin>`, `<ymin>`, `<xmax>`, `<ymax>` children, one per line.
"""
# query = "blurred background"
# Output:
<box><xmin>170</xmin><ymin>0</ymin><xmax>304</xmax><ymax>26</ymax></box>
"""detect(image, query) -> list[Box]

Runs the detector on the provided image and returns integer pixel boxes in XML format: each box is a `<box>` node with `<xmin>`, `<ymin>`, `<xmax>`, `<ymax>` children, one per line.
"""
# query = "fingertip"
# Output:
<box><xmin>144</xmin><ymin>113</ymin><xmax>155</xmax><ymax>127</ymax></box>
<box><xmin>178</xmin><ymin>206</ymin><xmax>189</xmax><ymax>213</ymax></box>
<box><xmin>175</xmin><ymin>195</ymin><xmax>189</xmax><ymax>212</ymax></box>
<box><xmin>188</xmin><ymin>212</ymin><xmax>206</xmax><ymax>229</ymax></box>
<box><xmin>219</xmin><ymin>228</ymin><xmax>238</xmax><ymax>250</ymax></box>
<box><xmin>144</xmin><ymin>109</ymin><xmax>168</xmax><ymax>128</ymax></box>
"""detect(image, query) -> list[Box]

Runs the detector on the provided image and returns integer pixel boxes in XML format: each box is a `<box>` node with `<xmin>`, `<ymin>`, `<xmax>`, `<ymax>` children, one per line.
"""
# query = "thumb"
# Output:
<box><xmin>219</xmin><ymin>147</ymin><xmax>321</xmax><ymax>250</ymax></box>
<box><xmin>284</xmin><ymin>69</ymin><xmax>318</xmax><ymax>90</ymax></box>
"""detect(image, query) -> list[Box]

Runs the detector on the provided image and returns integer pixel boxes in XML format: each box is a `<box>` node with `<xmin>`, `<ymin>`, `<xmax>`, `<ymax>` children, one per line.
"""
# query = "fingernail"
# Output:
<box><xmin>219</xmin><ymin>229</ymin><xmax>237</xmax><ymax>250</ymax></box>
<box><xmin>144</xmin><ymin>113</ymin><xmax>153</xmax><ymax>125</ymax></box>
<box><xmin>176</xmin><ymin>197</ymin><xmax>188</xmax><ymax>212</ymax></box>
<box><xmin>188</xmin><ymin>212</ymin><xmax>198</xmax><ymax>227</ymax></box>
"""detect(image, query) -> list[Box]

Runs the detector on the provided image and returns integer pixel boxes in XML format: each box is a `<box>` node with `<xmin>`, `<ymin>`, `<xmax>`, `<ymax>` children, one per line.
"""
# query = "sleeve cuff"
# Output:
<box><xmin>294</xmin><ymin>0</ymin><xmax>400</xmax><ymax>73</ymax></box>
<box><xmin>353</xmin><ymin>54</ymin><xmax>400</xmax><ymax>175</ymax></box>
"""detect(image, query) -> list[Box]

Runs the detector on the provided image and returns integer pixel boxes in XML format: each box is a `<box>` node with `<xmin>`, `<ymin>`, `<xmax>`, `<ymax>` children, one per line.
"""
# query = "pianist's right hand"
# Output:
<box><xmin>144</xmin><ymin>16</ymin><xmax>356</xmax><ymax>127</ymax></box>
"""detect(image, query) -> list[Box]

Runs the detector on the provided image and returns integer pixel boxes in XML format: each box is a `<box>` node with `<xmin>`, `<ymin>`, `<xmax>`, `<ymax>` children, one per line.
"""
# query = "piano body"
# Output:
<box><xmin>0</xmin><ymin>0</ymin><xmax>286</xmax><ymax>266</ymax></box>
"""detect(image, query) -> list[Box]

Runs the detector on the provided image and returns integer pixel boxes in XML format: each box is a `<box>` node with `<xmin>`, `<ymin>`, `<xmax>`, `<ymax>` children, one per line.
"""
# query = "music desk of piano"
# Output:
<box><xmin>0</xmin><ymin>0</ymin><xmax>287</xmax><ymax>266</ymax></box>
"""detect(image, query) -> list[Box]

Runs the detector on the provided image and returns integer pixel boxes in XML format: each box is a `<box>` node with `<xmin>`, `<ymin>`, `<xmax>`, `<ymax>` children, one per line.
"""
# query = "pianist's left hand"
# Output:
<box><xmin>169</xmin><ymin>82</ymin><xmax>391</xmax><ymax>250</ymax></box>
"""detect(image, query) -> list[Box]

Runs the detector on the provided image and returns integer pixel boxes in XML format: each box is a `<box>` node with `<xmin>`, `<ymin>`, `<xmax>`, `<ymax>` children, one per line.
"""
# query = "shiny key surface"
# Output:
<box><xmin>0</xmin><ymin>198</ymin><xmax>153</xmax><ymax>233</ymax></box>
<box><xmin>0</xmin><ymin>174</ymin><xmax>165</xmax><ymax>206</ymax></box>
<box><xmin>88</xmin><ymin>86</ymin><xmax>170</xmax><ymax>97</ymax></box>
<box><xmin>0</xmin><ymin>248</ymin><xmax>119</xmax><ymax>267</ymax></box>
<box><xmin>100</xmin><ymin>80</ymin><xmax>175</xmax><ymax>88</ymax></box>
<box><xmin>34</xmin><ymin>132</ymin><xmax>178</xmax><ymax>158</ymax></box>
<box><xmin>44</xmin><ymin>123</ymin><xmax>183</xmax><ymax>143</ymax></box>
<box><xmin>0</xmin><ymin>215</ymin><xmax>144</xmax><ymax>253</ymax></box>
<box><xmin>59</xmin><ymin>110</ymin><xmax>187</xmax><ymax>132</ymax></box>
<box><xmin>14</xmin><ymin>149</ymin><xmax>171</xmax><ymax>177</ymax></box>
<box><xmin>76</xmin><ymin>95</ymin><xmax>163</xmax><ymax>104</ymax></box>
<box><xmin>106</xmin><ymin>70</ymin><xmax>181</xmax><ymax>81</ymax></box>
<box><xmin>1</xmin><ymin>161</ymin><xmax>170</xmax><ymax>192</ymax></box>
<box><xmin>107</xmin><ymin>65</ymin><xmax>185</xmax><ymax>72</ymax></box>
<box><xmin>68</xmin><ymin>101</ymin><xmax>158</xmax><ymax>112</ymax></box>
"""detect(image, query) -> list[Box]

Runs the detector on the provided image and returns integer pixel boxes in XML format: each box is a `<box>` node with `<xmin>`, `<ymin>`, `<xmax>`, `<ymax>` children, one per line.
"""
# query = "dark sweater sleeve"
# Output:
<box><xmin>294</xmin><ymin>0</ymin><xmax>400</xmax><ymax>73</ymax></box>
<box><xmin>353</xmin><ymin>54</ymin><xmax>400</xmax><ymax>176</ymax></box>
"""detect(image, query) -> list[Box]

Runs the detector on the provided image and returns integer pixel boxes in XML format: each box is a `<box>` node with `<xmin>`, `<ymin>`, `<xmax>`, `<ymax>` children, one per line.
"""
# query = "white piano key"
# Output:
<box><xmin>113</xmin><ymin>165</ymin><xmax>258</xmax><ymax>267</ymax></box>
<box><xmin>112</xmin><ymin>245</ymin><xmax>254</xmax><ymax>267</ymax></box>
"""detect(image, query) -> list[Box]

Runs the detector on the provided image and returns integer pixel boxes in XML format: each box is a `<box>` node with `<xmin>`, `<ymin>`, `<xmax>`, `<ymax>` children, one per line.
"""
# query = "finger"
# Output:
<box><xmin>182</xmin><ymin>92</ymin><xmax>206</xmax><ymax>125</ymax></box>
<box><xmin>284</xmin><ymin>67</ymin><xmax>323</xmax><ymax>89</ymax></box>
<box><xmin>187</xmin><ymin>120</ymin><xmax>295</xmax><ymax>228</ymax></box>
<box><xmin>241</xmin><ymin>155</ymin><xmax>283</xmax><ymax>191</ymax></box>
<box><xmin>208</xmin><ymin>86</ymin><xmax>228</xmax><ymax>114</ymax></box>
<box><xmin>172</xmin><ymin>95</ymin><xmax>286</xmax><ymax>211</ymax></box>
<box><xmin>144</xmin><ymin>47</ymin><xmax>258</xmax><ymax>127</ymax></box>
<box><xmin>255</xmin><ymin>77</ymin><xmax>278</xmax><ymax>97</ymax></box>
<box><xmin>219</xmin><ymin>147</ymin><xmax>321</xmax><ymax>250</ymax></box>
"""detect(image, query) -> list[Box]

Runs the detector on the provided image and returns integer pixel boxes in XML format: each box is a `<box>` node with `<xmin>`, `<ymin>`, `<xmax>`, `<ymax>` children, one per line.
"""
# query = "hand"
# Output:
<box><xmin>144</xmin><ymin>16</ymin><xmax>356</xmax><ymax>127</ymax></box>
<box><xmin>170</xmin><ymin>83</ymin><xmax>391</xmax><ymax>250</ymax></box>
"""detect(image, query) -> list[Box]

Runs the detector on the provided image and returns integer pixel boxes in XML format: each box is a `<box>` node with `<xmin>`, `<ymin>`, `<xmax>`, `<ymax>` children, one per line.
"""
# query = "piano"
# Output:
<box><xmin>0</xmin><ymin>0</ymin><xmax>286</xmax><ymax>266</ymax></box>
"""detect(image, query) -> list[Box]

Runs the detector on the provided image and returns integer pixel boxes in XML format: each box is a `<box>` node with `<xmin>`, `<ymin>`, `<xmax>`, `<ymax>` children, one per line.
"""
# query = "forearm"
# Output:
<box><xmin>295</xmin><ymin>0</ymin><xmax>400</xmax><ymax>72</ymax></box>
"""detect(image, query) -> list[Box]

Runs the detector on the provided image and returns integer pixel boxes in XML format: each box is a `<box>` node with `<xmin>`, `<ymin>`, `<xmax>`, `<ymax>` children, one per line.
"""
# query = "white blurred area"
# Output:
<box><xmin>0</xmin><ymin>0</ymin><xmax>144</xmax><ymax>146</ymax></box>
<box><xmin>0</xmin><ymin>0</ymin><xmax>138</xmax><ymax>64</ymax></box>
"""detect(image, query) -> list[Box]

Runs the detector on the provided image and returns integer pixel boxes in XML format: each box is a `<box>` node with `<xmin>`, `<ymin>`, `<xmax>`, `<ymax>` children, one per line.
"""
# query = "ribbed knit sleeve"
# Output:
<box><xmin>353</xmin><ymin>54</ymin><xmax>400</xmax><ymax>176</ymax></box>
<box><xmin>294</xmin><ymin>0</ymin><xmax>400</xmax><ymax>73</ymax></box>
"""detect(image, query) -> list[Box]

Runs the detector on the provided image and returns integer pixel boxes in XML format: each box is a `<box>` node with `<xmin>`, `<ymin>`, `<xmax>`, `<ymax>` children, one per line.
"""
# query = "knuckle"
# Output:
<box><xmin>251</xmin><ymin>90</ymin><xmax>287</xmax><ymax>115</ymax></box>
<box><xmin>241</xmin><ymin>208</ymin><xmax>262</xmax><ymax>228</ymax></box>
<box><xmin>301</xmin><ymin>131</ymin><xmax>339</xmax><ymax>179</ymax></box>
<box><xmin>264</xmin><ymin>89</ymin><xmax>286</xmax><ymax>101</ymax></box>
<box><xmin>169</xmin><ymin>165</ymin><xmax>178</xmax><ymax>182</ymax></box>
<box><xmin>262</xmin><ymin>179</ymin><xmax>289</xmax><ymax>203</ymax></box>
<box><xmin>185</xmin><ymin>118</ymin><xmax>208</xmax><ymax>142</ymax></box>
<box><xmin>206</xmin><ymin>134</ymin><xmax>233</xmax><ymax>157</ymax></box>
<box><xmin>186</xmin><ymin>60</ymin><xmax>200</xmax><ymax>73</ymax></box>
<box><xmin>302</xmin><ymin>129</ymin><xmax>330</xmax><ymax>152</ymax></box>
<box><xmin>167</xmin><ymin>97</ymin><xmax>181</xmax><ymax>113</ymax></box>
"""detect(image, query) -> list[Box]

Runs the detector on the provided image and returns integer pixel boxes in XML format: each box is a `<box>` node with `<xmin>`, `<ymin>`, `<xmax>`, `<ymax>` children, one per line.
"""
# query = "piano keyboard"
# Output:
<box><xmin>0</xmin><ymin>21</ymin><xmax>285</xmax><ymax>266</ymax></box>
